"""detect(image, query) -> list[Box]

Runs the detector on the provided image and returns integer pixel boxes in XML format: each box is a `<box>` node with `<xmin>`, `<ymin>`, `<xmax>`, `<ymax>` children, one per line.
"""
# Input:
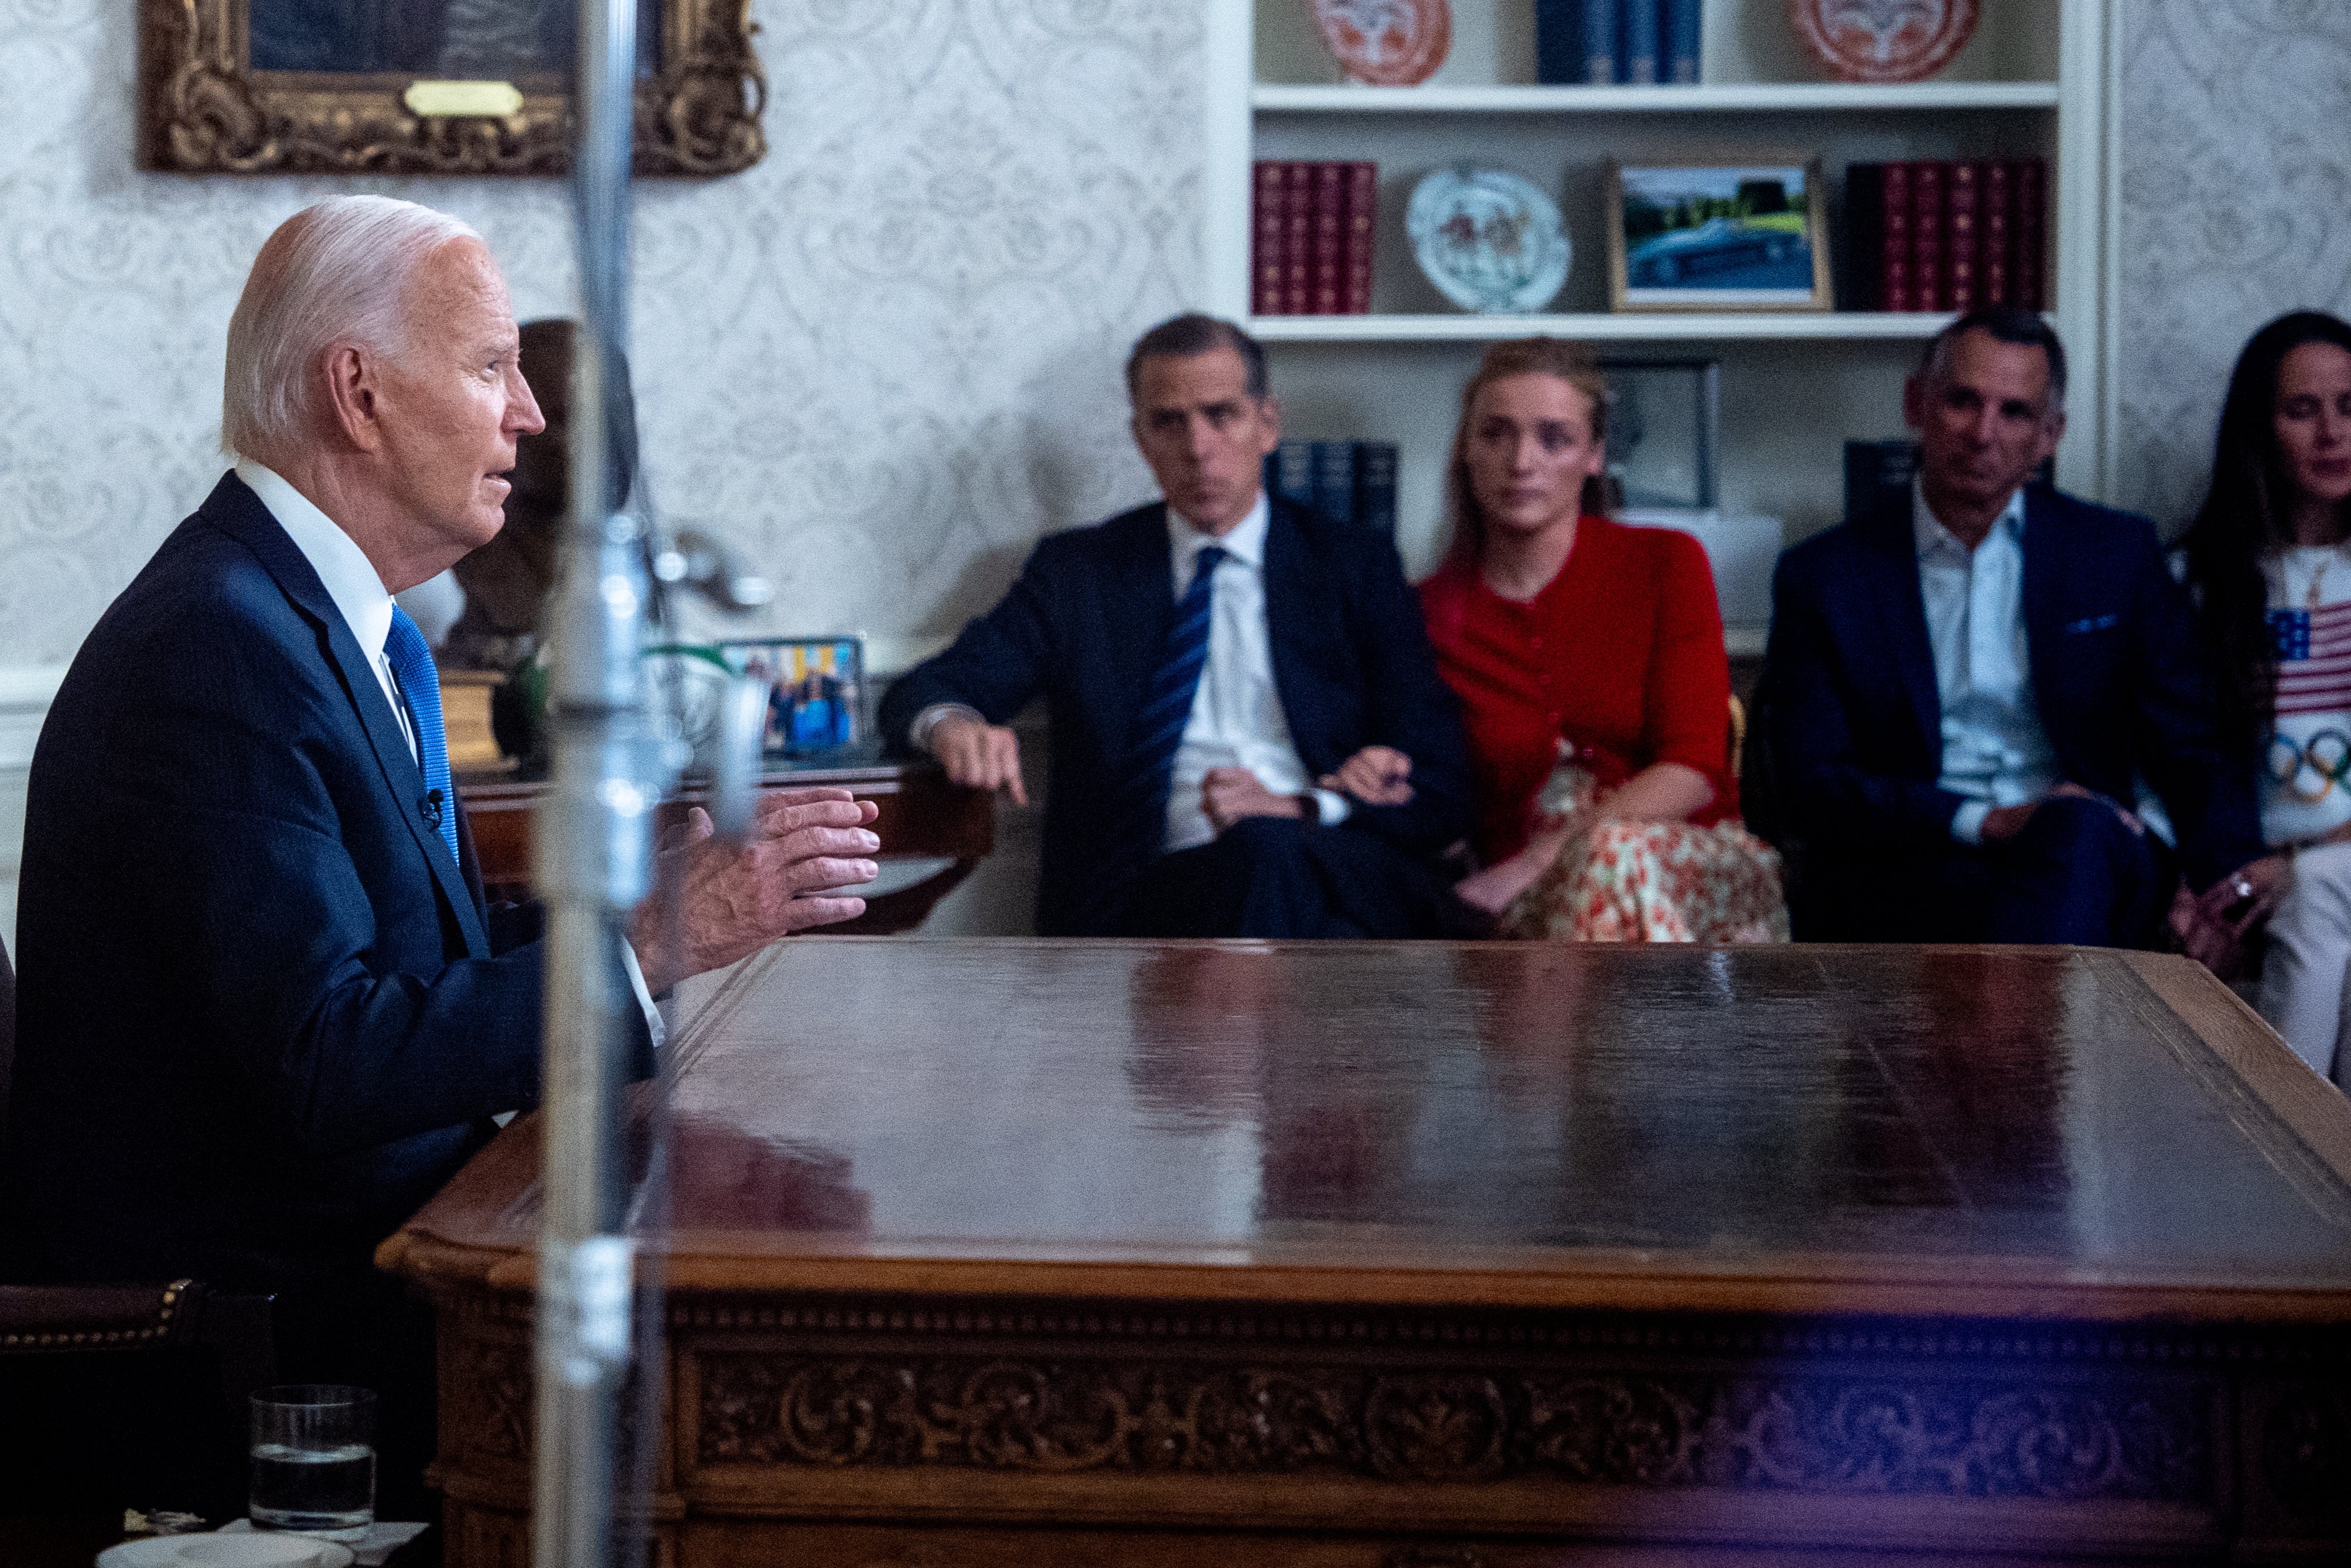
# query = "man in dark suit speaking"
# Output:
<box><xmin>1759</xmin><ymin>305</ymin><xmax>2268</xmax><ymax>951</ymax></box>
<box><xmin>881</xmin><ymin>315</ymin><xmax>1473</xmax><ymax>938</ymax></box>
<box><xmin>0</xmin><ymin>197</ymin><xmax>880</xmax><ymax>1501</ymax></box>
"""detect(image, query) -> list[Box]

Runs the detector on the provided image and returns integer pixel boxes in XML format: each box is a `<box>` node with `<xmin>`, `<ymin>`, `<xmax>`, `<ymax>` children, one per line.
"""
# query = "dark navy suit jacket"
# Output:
<box><xmin>879</xmin><ymin>498</ymin><xmax>1473</xmax><ymax>935</ymax></box>
<box><xmin>1760</xmin><ymin>482</ymin><xmax>2262</xmax><ymax>892</ymax></box>
<box><xmin>1</xmin><ymin>473</ymin><xmax>650</xmax><ymax>1304</ymax></box>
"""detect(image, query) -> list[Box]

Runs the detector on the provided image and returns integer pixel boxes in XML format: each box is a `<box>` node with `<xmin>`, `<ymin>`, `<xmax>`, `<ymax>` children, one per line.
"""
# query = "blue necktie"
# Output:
<box><xmin>384</xmin><ymin>607</ymin><xmax>458</xmax><ymax>865</ymax></box>
<box><xmin>1113</xmin><ymin>545</ymin><xmax>1226</xmax><ymax>850</ymax></box>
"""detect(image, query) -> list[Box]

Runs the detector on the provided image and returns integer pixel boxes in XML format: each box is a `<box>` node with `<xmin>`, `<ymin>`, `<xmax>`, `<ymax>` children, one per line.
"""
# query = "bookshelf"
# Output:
<box><xmin>1201</xmin><ymin>0</ymin><xmax>2118</xmax><ymax>595</ymax></box>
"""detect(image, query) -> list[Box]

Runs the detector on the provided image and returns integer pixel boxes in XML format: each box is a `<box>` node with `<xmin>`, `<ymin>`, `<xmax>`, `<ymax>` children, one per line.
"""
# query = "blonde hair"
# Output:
<box><xmin>1444</xmin><ymin>338</ymin><xmax>1610</xmax><ymax>569</ymax></box>
<box><xmin>221</xmin><ymin>196</ymin><xmax>481</xmax><ymax>463</ymax></box>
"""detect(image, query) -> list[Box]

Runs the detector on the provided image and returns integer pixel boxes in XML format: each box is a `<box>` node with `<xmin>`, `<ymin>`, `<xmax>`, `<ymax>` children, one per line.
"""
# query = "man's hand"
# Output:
<box><xmin>1981</xmin><ymin>783</ymin><xmax>2143</xmax><ymax>846</ymax></box>
<box><xmin>1203</xmin><ymin>766</ymin><xmax>1306</xmax><ymax>834</ymax></box>
<box><xmin>2169</xmin><ymin>881</ymin><xmax>2246</xmax><ymax>979</ymax></box>
<box><xmin>630</xmin><ymin>787</ymin><xmax>882</xmax><ymax>993</ymax></box>
<box><xmin>1978</xmin><ymin>801</ymin><xmax>2041</xmax><ymax>843</ymax></box>
<box><xmin>1319</xmin><ymin>745</ymin><xmax>1414</xmax><ymax>807</ymax></box>
<box><xmin>929</xmin><ymin>714</ymin><xmax>1027</xmax><ymax>806</ymax></box>
<box><xmin>2198</xmin><ymin>853</ymin><xmax>2291</xmax><ymax>939</ymax></box>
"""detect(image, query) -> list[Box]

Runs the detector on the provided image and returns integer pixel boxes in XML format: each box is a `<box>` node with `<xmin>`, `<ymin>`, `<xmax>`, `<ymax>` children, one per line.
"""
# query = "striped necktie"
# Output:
<box><xmin>384</xmin><ymin>606</ymin><xmax>459</xmax><ymax>865</ymax></box>
<box><xmin>1113</xmin><ymin>544</ymin><xmax>1227</xmax><ymax>852</ymax></box>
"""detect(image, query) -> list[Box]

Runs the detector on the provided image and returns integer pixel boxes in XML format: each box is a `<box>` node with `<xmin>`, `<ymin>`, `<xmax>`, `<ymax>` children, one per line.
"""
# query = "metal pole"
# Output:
<box><xmin>533</xmin><ymin>0</ymin><xmax>645</xmax><ymax>1562</ymax></box>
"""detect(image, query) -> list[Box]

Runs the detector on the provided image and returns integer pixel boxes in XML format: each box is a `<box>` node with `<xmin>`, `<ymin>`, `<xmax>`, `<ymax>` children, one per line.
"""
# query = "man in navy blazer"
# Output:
<box><xmin>1760</xmin><ymin>306</ymin><xmax>2265</xmax><ymax>948</ymax></box>
<box><xmin>1</xmin><ymin>198</ymin><xmax>881</xmax><ymax>1505</ymax></box>
<box><xmin>880</xmin><ymin>315</ymin><xmax>1474</xmax><ymax>938</ymax></box>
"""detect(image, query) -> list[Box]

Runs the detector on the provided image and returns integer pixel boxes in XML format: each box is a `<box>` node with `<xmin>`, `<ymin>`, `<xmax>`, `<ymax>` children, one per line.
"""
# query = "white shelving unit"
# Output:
<box><xmin>1200</xmin><ymin>0</ymin><xmax>2119</xmax><ymax>587</ymax></box>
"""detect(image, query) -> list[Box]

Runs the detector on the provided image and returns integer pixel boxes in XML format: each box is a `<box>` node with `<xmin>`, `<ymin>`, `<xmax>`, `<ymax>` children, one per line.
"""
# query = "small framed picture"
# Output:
<box><xmin>1599</xmin><ymin>358</ymin><xmax>1722</xmax><ymax>511</ymax></box>
<box><xmin>719</xmin><ymin>637</ymin><xmax>865</xmax><ymax>758</ymax></box>
<box><xmin>1607</xmin><ymin>159</ymin><xmax>1833</xmax><ymax>313</ymax></box>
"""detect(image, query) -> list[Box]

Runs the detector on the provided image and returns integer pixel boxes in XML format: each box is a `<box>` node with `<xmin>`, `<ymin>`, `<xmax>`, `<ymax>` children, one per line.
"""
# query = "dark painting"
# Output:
<box><xmin>249</xmin><ymin>0</ymin><xmax>660</xmax><ymax>78</ymax></box>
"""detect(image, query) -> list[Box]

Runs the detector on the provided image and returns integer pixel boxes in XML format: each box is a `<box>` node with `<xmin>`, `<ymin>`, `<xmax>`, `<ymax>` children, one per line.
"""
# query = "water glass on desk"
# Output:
<box><xmin>250</xmin><ymin>1385</ymin><xmax>376</xmax><ymax>1541</ymax></box>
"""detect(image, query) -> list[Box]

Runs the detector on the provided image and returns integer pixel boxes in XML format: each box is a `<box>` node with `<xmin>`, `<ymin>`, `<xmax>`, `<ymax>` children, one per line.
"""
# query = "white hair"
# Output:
<box><xmin>221</xmin><ymin>196</ymin><xmax>483</xmax><ymax>463</ymax></box>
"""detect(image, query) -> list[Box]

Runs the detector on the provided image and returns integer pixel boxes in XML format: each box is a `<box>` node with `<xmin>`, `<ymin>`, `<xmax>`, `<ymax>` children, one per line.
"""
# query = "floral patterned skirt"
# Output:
<box><xmin>1499</xmin><ymin>819</ymin><xmax>1790</xmax><ymax>944</ymax></box>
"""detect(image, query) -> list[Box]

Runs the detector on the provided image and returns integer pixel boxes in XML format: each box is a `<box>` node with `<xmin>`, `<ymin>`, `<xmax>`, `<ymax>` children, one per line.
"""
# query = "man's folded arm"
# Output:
<box><xmin>879</xmin><ymin>541</ymin><xmax>1067</xmax><ymax>747</ymax></box>
<box><xmin>1340</xmin><ymin>532</ymin><xmax>1475</xmax><ymax>851</ymax></box>
<box><xmin>2118</xmin><ymin>517</ymin><xmax>2265</xmax><ymax>889</ymax></box>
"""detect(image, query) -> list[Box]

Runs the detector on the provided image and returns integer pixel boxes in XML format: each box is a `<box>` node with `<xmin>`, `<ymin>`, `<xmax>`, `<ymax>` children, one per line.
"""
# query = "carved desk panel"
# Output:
<box><xmin>383</xmin><ymin>940</ymin><xmax>2351</xmax><ymax>1565</ymax></box>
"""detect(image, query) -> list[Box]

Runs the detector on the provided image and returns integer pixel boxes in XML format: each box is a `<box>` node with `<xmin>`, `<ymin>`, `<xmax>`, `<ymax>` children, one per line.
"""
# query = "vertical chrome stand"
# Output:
<box><xmin>532</xmin><ymin>0</ymin><xmax>644</xmax><ymax>1563</ymax></box>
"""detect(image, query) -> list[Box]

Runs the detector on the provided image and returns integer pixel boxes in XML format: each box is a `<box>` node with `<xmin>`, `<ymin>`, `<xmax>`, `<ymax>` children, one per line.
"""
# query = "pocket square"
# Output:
<box><xmin>2063</xmin><ymin>613</ymin><xmax>2121</xmax><ymax>634</ymax></box>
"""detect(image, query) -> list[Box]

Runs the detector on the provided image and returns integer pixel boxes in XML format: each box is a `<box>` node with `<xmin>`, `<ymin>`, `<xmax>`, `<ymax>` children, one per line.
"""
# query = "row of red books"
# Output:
<box><xmin>1846</xmin><ymin>159</ymin><xmax>2048</xmax><ymax>313</ymax></box>
<box><xmin>1253</xmin><ymin>160</ymin><xmax>1377</xmax><ymax>316</ymax></box>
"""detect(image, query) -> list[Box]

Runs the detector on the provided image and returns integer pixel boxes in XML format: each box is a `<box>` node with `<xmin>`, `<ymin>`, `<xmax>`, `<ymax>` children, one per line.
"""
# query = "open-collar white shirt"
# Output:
<box><xmin>1913</xmin><ymin>479</ymin><xmax>2057</xmax><ymax>843</ymax></box>
<box><xmin>237</xmin><ymin>459</ymin><xmax>418</xmax><ymax>765</ymax></box>
<box><xmin>1163</xmin><ymin>492</ymin><xmax>1347</xmax><ymax>853</ymax></box>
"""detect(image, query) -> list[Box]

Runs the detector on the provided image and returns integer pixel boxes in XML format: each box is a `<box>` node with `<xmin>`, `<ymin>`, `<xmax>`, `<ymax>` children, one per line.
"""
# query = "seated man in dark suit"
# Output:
<box><xmin>879</xmin><ymin>314</ymin><xmax>1475</xmax><ymax>938</ymax></box>
<box><xmin>1</xmin><ymin>197</ymin><xmax>881</xmax><ymax>1508</ymax></box>
<box><xmin>1760</xmin><ymin>305</ymin><xmax>2265</xmax><ymax>947</ymax></box>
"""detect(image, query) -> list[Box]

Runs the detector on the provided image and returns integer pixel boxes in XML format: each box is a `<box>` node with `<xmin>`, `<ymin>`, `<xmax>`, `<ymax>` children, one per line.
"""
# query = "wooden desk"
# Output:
<box><xmin>384</xmin><ymin>941</ymin><xmax>2351</xmax><ymax>1566</ymax></box>
<box><xmin>458</xmin><ymin>757</ymin><xmax>994</xmax><ymax>932</ymax></box>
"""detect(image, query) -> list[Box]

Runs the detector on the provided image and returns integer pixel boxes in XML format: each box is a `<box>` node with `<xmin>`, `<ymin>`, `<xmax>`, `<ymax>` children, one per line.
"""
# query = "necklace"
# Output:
<box><xmin>2300</xmin><ymin>546</ymin><xmax>2350</xmax><ymax>611</ymax></box>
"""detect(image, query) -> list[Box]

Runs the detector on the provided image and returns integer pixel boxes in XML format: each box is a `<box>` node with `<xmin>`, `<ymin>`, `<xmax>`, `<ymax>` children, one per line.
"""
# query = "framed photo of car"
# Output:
<box><xmin>1606</xmin><ymin>158</ymin><xmax>1833</xmax><ymax>313</ymax></box>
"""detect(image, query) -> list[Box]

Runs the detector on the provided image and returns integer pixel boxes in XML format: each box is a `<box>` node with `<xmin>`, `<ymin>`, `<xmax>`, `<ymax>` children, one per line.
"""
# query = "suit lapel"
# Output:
<box><xmin>1858</xmin><ymin>490</ymin><xmax>1944</xmax><ymax>768</ymax></box>
<box><xmin>1105</xmin><ymin>505</ymin><xmax>1178</xmax><ymax>759</ymax></box>
<box><xmin>2018</xmin><ymin>485</ymin><xmax>2067</xmax><ymax>722</ymax></box>
<box><xmin>1260</xmin><ymin>503</ymin><xmax>1316</xmax><ymax>760</ymax></box>
<box><xmin>202</xmin><ymin>475</ymin><xmax>492</xmax><ymax>958</ymax></box>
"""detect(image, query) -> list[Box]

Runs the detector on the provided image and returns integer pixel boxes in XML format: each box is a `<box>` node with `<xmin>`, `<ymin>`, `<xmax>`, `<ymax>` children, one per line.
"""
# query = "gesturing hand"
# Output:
<box><xmin>630</xmin><ymin>786</ymin><xmax>882</xmax><ymax>993</ymax></box>
<box><xmin>929</xmin><ymin>714</ymin><xmax>1028</xmax><ymax>806</ymax></box>
<box><xmin>1319</xmin><ymin>745</ymin><xmax>1415</xmax><ymax>807</ymax></box>
<box><xmin>1202</xmin><ymin>767</ymin><xmax>1306</xmax><ymax>834</ymax></box>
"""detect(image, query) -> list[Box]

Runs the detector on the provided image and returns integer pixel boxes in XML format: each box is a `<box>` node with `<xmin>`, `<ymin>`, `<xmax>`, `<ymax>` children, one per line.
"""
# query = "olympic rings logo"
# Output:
<box><xmin>2269</xmin><ymin>729</ymin><xmax>2351</xmax><ymax>802</ymax></box>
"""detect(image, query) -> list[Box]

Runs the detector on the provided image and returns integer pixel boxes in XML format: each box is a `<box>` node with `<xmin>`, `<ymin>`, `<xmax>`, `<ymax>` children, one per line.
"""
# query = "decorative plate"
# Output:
<box><xmin>1787</xmin><ymin>0</ymin><xmax>1980</xmax><ymax>84</ymax></box>
<box><xmin>1406</xmin><ymin>167</ymin><xmax>1572</xmax><ymax>315</ymax></box>
<box><xmin>1309</xmin><ymin>0</ymin><xmax>1452</xmax><ymax>87</ymax></box>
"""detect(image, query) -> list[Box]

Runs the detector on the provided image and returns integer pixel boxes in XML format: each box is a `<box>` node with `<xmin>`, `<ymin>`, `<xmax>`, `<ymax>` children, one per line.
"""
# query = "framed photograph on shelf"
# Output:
<box><xmin>1606</xmin><ymin>159</ymin><xmax>1833</xmax><ymax>313</ymax></box>
<box><xmin>719</xmin><ymin>637</ymin><xmax>865</xmax><ymax>759</ymax></box>
<box><xmin>1599</xmin><ymin>358</ymin><xmax>1721</xmax><ymax>511</ymax></box>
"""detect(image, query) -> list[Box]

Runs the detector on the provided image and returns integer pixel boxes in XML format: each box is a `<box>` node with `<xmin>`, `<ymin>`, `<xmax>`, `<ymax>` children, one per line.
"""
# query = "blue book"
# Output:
<box><xmin>1664</xmin><ymin>0</ymin><xmax>1701</xmax><ymax>83</ymax></box>
<box><xmin>1581</xmin><ymin>0</ymin><xmax>1619</xmax><ymax>83</ymax></box>
<box><xmin>1311</xmin><ymin>441</ymin><xmax>1359</xmax><ymax>527</ymax></box>
<box><xmin>1264</xmin><ymin>442</ymin><xmax>1316</xmax><ymax>511</ymax></box>
<box><xmin>1533</xmin><ymin>0</ymin><xmax>1584</xmax><ymax>85</ymax></box>
<box><xmin>1354</xmin><ymin>443</ymin><xmax>1398</xmax><ymax>535</ymax></box>
<box><xmin>1620</xmin><ymin>0</ymin><xmax>1659</xmax><ymax>85</ymax></box>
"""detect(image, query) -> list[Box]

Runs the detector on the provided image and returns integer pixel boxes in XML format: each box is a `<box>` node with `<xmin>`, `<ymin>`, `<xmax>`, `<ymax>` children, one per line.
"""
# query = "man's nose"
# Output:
<box><xmin>509</xmin><ymin>367</ymin><xmax>548</xmax><ymax>435</ymax></box>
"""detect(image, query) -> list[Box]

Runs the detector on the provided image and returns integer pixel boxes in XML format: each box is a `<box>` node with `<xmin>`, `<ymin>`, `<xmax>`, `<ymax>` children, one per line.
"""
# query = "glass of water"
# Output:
<box><xmin>250</xmin><ymin>1385</ymin><xmax>377</xmax><ymax>1541</ymax></box>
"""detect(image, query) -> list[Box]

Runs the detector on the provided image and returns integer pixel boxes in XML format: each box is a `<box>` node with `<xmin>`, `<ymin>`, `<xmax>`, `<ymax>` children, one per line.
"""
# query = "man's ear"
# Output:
<box><xmin>1257</xmin><ymin>394</ymin><xmax>1282</xmax><ymax>453</ymax></box>
<box><xmin>320</xmin><ymin>340</ymin><xmax>386</xmax><ymax>453</ymax></box>
<box><xmin>2040</xmin><ymin>405</ymin><xmax>2070</xmax><ymax>465</ymax></box>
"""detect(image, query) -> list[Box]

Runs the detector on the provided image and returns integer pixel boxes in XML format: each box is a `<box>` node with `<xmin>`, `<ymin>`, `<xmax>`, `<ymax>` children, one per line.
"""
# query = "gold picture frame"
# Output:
<box><xmin>139</xmin><ymin>0</ymin><xmax>765</xmax><ymax>177</ymax></box>
<box><xmin>1606</xmin><ymin>156</ymin><xmax>1834</xmax><ymax>313</ymax></box>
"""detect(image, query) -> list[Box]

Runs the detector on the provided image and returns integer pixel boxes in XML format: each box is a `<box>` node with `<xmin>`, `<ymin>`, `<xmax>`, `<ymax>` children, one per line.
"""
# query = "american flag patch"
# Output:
<box><xmin>2270</xmin><ymin>604</ymin><xmax>2351</xmax><ymax>716</ymax></box>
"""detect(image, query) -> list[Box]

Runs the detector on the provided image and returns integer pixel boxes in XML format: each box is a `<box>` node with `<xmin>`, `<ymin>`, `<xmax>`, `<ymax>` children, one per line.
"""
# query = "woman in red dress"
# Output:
<box><xmin>1367</xmin><ymin>338</ymin><xmax>1783</xmax><ymax>941</ymax></box>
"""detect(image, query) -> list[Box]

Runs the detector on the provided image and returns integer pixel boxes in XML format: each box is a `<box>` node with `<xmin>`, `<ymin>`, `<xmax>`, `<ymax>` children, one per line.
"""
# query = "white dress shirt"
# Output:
<box><xmin>1914</xmin><ymin>480</ymin><xmax>2059</xmax><ymax>844</ymax></box>
<box><xmin>237</xmin><ymin>459</ymin><xmax>417</xmax><ymax>763</ymax></box>
<box><xmin>1162</xmin><ymin>494</ymin><xmax>1348</xmax><ymax>853</ymax></box>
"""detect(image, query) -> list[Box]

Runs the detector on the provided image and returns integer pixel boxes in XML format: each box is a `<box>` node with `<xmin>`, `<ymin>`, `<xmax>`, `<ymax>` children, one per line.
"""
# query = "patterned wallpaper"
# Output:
<box><xmin>0</xmin><ymin>0</ymin><xmax>1202</xmax><ymax>669</ymax></box>
<box><xmin>2</xmin><ymin>0</ymin><xmax>2349</xmax><ymax>664</ymax></box>
<box><xmin>2114</xmin><ymin>0</ymin><xmax>2351</xmax><ymax>532</ymax></box>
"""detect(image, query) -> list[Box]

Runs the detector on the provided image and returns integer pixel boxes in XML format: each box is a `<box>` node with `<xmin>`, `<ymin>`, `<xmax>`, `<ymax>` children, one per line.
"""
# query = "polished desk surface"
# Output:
<box><xmin>391</xmin><ymin>940</ymin><xmax>2351</xmax><ymax>1324</ymax></box>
